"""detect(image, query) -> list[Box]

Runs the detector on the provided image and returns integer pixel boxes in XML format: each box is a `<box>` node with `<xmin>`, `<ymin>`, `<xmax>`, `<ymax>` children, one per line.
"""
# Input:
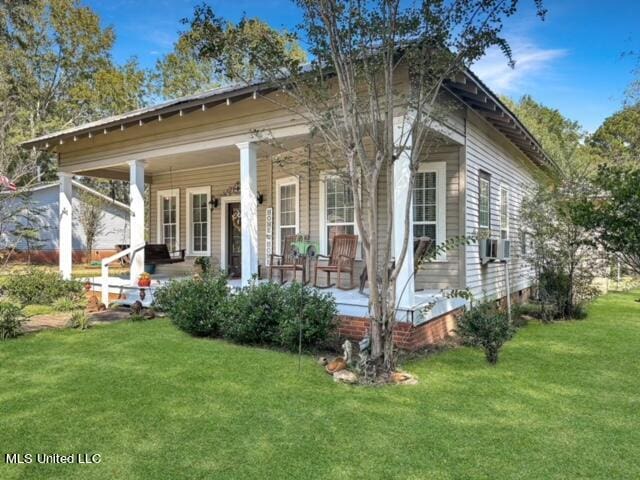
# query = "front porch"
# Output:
<box><xmin>46</xmin><ymin>85</ymin><xmax>466</xmax><ymax>324</ymax></box>
<box><xmin>81</xmin><ymin>270</ymin><xmax>467</xmax><ymax>326</ymax></box>
<box><xmin>56</xmin><ymin>135</ymin><xmax>463</xmax><ymax>321</ymax></box>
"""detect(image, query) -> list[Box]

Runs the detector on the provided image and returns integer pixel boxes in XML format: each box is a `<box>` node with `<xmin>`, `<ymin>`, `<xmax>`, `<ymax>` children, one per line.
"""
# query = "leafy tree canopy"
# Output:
<box><xmin>573</xmin><ymin>163</ymin><xmax>640</xmax><ymax>275</ymax></box>
<box><xmin>152</xmin><ymin>15</ymin><xmax>306</xmax><ymax>100</ymax></box>
<box><xmin>0</xmin><ymin>0</ymin><xmax>149</xmax><ymax>183</ymax></box>
<box><xmin>588</xmin><ymin>105</ymin><xmax>640</xmax><ymax>165</ymax></box>
<box><xmin>502</xmin><ymin>95</ymin><xmax>599</xmax><ymax>175</ymax></box>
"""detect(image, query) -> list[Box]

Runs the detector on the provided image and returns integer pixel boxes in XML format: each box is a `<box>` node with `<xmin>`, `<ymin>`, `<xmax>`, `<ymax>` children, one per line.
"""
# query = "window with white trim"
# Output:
<box><xmin>324</xmin><ymin>176</ymin><xmax>355</xmax><ymax>253</ymax></box>
<box><xmin>412</xmin><ymin>162</ymin><xmax>446</xmax><ymax>256</ymax></box>
<box><xmin>479</xmin><ymin>171</ymin><xmax>491</xmax><ymax>230</ymax></box>
<box><xmin>500</xmin><ymin>185</ymin><xmax>509</xmax><ymax>239</ymax></box>
<box><xmin>157</xmin><ymin>189</ymin><xmax>179</xmax><ymax>252</ymax></box>
<box><xmin>187</xmin><ymin>187</ymin><xmax>211</xmax><ymax>255</ymax></box>
<box><xmin>276</xmin><ymin>177</ymin><xmax>298</xmax><ymax>253</ymax></box>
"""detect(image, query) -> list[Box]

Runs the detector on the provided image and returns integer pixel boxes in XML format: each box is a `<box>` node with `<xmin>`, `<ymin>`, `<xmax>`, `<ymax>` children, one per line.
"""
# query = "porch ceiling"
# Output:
<box><xmin>77</xmin><ymin>133</ymin><xmax>312</xmax><ymax>181</ymax></box>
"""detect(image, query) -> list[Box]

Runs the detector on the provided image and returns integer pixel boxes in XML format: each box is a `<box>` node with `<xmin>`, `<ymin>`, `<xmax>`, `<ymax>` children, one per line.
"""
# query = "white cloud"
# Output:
<box><xmin>472</xmin><ymin>40</ymin><xmax>567</xmax><ymax>94</ymax></box>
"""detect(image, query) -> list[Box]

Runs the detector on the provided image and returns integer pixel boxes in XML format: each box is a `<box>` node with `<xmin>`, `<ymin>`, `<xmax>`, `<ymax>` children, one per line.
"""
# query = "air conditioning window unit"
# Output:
<box><xmin>479</xmin><ymin>238</ymin><xmax>498</xmax><ymax>264</ymax></box>
<box><xmin>498</xmin><ymin>239</ymin><xmax>511</xmax><ymax>261</ymax></box>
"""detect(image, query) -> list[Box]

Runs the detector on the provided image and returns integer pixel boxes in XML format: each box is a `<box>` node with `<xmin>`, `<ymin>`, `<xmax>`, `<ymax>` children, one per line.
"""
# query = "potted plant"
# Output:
<box><xmin>194</xmin><ymin>256</ymin><xmax>211</xmax><ymax>275</ymax></box>
<box><xmin>138</xmin><ymin>272</ymin><xmax>152</xmax><ymax>287</ymax></box>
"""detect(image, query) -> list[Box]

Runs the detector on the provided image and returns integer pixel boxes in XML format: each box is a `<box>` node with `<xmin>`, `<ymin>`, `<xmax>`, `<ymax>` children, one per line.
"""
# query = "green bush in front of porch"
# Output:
<box><xmin>2</xmin><ymin>268</ymin><xmax>84</xmax><ymax>305</ymax></box>
<box><xmin>154</xmin><ymin>274</ymin><xmax>337</xmax><ymax>351</ymax></box>
<box><xmin>154</xmin><ymin>274</ymin><xmax>231</xmax><ymax>337</ymax></box>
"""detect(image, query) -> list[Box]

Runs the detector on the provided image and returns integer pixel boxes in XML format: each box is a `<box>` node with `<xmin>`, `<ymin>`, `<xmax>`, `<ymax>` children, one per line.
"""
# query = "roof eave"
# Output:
<box><xmin>444</xmin><ymin>69</ymin><xmax>559</xmax><ymax>175</ymax></box>
<box><xmin>21</xmin><ymin>81</ymin><xmax>275</xmax><ymax>150</ymax></box>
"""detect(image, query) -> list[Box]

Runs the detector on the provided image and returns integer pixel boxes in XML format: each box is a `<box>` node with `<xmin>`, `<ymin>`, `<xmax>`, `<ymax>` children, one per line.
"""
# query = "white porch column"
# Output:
<box><xmin>393</xmin><ymin>116</ymin><xmax>415</xmax><ymax>310</ymax></box>
<box><xmin>129</xmin><ymin>160</ymin><xmax>145</xmax><ymax>284</ymax></box>
<box><xmin>58</xmin><ymin>172</ymin><xmax>73</xmax><ymax>280</ymax></box>
<box><xmin>237</xmin><ymin>142</ymin><xmax>259</xmax><ymax>286</ymax></box>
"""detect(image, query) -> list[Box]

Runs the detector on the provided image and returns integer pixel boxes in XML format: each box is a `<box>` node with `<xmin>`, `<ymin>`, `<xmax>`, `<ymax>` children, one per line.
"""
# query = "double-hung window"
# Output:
<box><xmin>276</xmin><ymin>177</ymin><xmax>299</xmax><ymax>253</ymax></box>
<box><xmin>320</xmin><ymin>175</ymin><xmax>356</xmax><ymax>254</ymax></box>
<box><xmin>478</xmin><ymin>171</ymin><xmax>491</xmax><ymax>230</ymax></box>
<box><xmin>412</xmin><ymin>162</ymin><xmax>446</xmax><ymax>257</ymax></box>
<box><xmin>500</xmin><ymin>185</ymin><xmax>509</xmax><ymax>239</ymax></box>
<box><xmin>157</xmin><ymin>189</ymin><xmax>180</xmax><ymax>252</ymax></box>
<box><xmin>187</xmin><ymin>186</ymin><xmax>211</xmax><ymax>256</ymax></box>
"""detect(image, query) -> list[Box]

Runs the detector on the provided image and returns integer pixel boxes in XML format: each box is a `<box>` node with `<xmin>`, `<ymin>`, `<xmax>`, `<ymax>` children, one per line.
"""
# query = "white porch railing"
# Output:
<box><xmin>100</xmin><ymin>242</ymin><xmax>146</xmax><ymax>306</ymax></box>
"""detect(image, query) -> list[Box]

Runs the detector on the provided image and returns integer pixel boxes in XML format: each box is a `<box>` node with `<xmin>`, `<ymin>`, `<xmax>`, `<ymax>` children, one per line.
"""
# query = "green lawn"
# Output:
<box><xmin>0</xmin><ymin>264</ymin><xmax>130</xmax><ymax>279</ymax></box>
<box><xmin>1</xmin><ymin>292</ymin><xmax>639</xmax><ymax>479</ymax></box>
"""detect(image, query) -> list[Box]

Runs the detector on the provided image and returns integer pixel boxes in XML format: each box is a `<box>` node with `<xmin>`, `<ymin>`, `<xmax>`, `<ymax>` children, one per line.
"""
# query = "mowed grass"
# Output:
<box><xmin>1</xmin><ymin>292</ymin><xmax>639</xmax><ymax>480</ymax></box>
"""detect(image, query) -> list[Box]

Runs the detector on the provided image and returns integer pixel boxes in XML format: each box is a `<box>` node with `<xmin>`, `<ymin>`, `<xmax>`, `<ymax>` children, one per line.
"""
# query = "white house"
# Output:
<box><xmin>1</xmin><ymin>180</ymin><xmax>130</xmax><ymax>264</ymax></box>
<box><xmin>21</xmin><ymin>67</ymin><xmax>556</xmax><ymax>349</ymax></box>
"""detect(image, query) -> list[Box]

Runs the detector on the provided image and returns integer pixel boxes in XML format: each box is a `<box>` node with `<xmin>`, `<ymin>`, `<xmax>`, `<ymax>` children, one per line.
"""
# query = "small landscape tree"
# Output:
<box><xmin>573</xmin><ymin>164</ymin><xmax>640</xmax><ymax>276</ymax></box>
<box><xmin>521</xmin><ymin>177</ymin><xmax>602</xmax><ymax>320</ymax></box>
<box><xmin>78</xmin><ymin>190</ymin><xmax>105</xmax><ymax>264</ymax></box>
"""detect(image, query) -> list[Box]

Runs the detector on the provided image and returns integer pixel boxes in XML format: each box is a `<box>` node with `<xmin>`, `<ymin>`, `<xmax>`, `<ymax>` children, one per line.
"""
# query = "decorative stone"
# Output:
<box><xmin>317</xmin><ymin>357</ymin><xmax>328</xmax><ymax>366</ymax></box>
<box><xmin>325</xmin><ymin>357</ymin><xmax>347</xmax><ymax>374</ymax></box>
<box><xmin>342</xmin><ymin>339</ymin><xmax>353</xmax><ymax>364</ymax></box>
<box><xmin>333</xmin><ymin>369</ymin><xmax>358</xmax><ymax>384</ymax></box>
<box><xmin>391</xmin><ymin>371</ymin><xmax>418</xmax><ymax>385</ymax></box>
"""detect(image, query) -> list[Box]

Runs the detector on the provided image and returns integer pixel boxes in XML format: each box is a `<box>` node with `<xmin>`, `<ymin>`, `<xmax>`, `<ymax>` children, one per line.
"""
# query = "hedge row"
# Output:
<box><xmin>154</xmin><ymin>275</ymin><xmax>337</xmax><ymax>351</ymax></box>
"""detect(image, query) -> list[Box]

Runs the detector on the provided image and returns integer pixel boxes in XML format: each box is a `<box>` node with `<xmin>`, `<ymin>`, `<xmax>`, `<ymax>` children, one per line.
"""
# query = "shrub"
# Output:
<box><xmin>154</xmin><ymin>273</ymin><xmax>231</xmax><ymax>337</ymax></box>
<box><xmin>53</xmin><ymin>297</ymin><xmax>85</xmax><ymax>312</ymax></box>
<box><xmin>277</xmin><ymin>282</ymin><xmax>337</xmax><ymax>351</ymax></box>
<box><xmin>456</xmin><ymin>302</ymin><xmax>515</xmax><ymax>364</ymax></box>
<box><xmin>222</xmin><ymin>281</ymin><xmax>287</xmax><ymax>345</ymax></box>
<box><xmin>68</xmin><ymin>310</ymin><xmax>89</xmax><ymax>331</ymax></box>
<box><xmin>194</xmin><ymin>256</ymin><xmax>211</xmax><ymax>274</ymax></box>
<box><xmin>222</xmin><ymin>282</ymin><xmax>337</xmax><ymax>351</ymax></box>
<box><xmin>0</xmin><ymin>301</ymin><xmax>25</xmax><ymax>340</ymax></box>
<box><xmin>538</xmin><ymin>268</ymin><xmax>597</xmax><ymax>321</ymax></box>
<box><xmin>4</xmin><ymin>268</ymin><xmax>83</xmax><ymax>305</ymax></box>
<box><xmin>129</xmin><ymin>314</ymin><xmax>146</xmax><ymax>322</ymax></box>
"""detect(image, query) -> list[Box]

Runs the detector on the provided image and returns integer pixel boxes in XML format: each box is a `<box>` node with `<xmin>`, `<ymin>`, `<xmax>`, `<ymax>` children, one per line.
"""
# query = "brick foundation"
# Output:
<box><xmin>337</xmin><ymin>308</ymin><xmax>463</xmax><ymax>352</ymax></box>
<box><xmin>337</xmin><ymin>287</ymin><xmax>533</xmax><ymax>351</ymax></box>
<box><xmin>498</xmin><ymin>287</ymin><xmax>533</xmax><ymax>309</ymax></box>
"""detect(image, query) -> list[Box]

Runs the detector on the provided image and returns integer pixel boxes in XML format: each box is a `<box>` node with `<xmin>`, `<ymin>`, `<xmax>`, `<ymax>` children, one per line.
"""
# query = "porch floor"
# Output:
<box><xmin>83</xmin><ymin>274</ymin><xmax>466</xmax><ymax>325</ymax></box>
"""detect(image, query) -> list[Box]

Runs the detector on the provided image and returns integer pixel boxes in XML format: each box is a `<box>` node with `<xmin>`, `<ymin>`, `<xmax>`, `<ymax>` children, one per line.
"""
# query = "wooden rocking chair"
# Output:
<box><xmin>269</xmin><ymin>234</ymin><xmax>307</xmax><ymax>284</ymax></box>
<box><xmin>358</xmin><ymin>236</ymin><xmax>433</xmax><ymax>293</ymax></box>
<box><xmin>313</xmin><ymin>234</ymin><xmax>359</xmax><ymax>290</ymax></box>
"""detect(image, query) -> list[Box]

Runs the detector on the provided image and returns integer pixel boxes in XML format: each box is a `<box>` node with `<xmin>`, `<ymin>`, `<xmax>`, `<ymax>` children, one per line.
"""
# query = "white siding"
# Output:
<box><xmin>464</xmin><ymin>111</ymin><xmax>541</xmax><ymax>299</ymax></box>
<box><xmin>0</xmin><ymin>185</ymin><xmax>129</xmax><ymax>252</ymax></box>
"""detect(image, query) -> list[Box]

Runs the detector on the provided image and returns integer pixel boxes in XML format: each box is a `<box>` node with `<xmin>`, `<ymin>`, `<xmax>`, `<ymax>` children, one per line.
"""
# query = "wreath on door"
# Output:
<box><xmin>231</xmin><ymin>208</ymin><xmax>242</xmax><ymax>232</ymax></box>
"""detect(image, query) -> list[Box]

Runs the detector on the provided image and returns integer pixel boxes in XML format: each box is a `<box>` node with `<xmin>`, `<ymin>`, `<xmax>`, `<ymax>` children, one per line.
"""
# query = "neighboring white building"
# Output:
<box><xmin>1</xmin><ymin>181</ymin><xmax>130</xmax><ymax>263</ymax></box>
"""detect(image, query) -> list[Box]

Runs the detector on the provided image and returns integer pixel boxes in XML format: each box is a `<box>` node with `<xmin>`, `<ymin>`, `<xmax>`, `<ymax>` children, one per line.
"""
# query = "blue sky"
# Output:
<box><xmin>86</xmin><ymin>0</ymin><xmax>639</xmax><ymax>132</ymax></box>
